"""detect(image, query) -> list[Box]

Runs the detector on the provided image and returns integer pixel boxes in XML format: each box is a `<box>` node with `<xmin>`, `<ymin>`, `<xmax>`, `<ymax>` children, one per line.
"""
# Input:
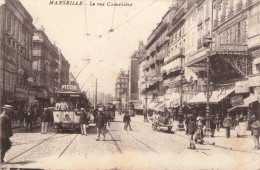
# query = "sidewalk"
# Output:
<box><xmin>131</xmin><ymin>115</ymin><xmax>260</xmax><ymax>154</ymax></box>
<box><xmin>11</xmin><ymin>118</ymin><xmax>41</xmax><ymax>129</ymax></box>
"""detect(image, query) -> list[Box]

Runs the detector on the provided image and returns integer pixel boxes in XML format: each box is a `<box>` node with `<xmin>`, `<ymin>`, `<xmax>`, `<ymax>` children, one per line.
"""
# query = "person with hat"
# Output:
<box><xmin>0</xmin><ymin>105</ymin><xmax>13</xmax><ymax>164</ymax></box>
<box><xmin>223</xmin><ymin>113</ymin><xmax>232</xmax><ymax>138</ymax></box>
<box><xmin>251</xmin><ymin>115</ymin><xmax>260</xmax><ymax>150</ymax></box>
<box><xmin>96</xmin><ymin>109</ymin><xmax>107</xmax><ymax>141</ymax></box>
<box><xmin>40</xmin><ymin>108</ymin><xmax>49</xmax><ymax>134</ymax></box>
<box><xmin>79</xmin><ymin>108</ymin><xmax>87</xmax><ymax>136</ymax></box>
<box><xmin>123</xmin><ymin>111</ymin><xmax>132</xmax><ymax>131</ymax></box>
<box><xmin>25</xmin><ymin>105</ymin><xmax>33</xmax><ymax>132</ymax></box>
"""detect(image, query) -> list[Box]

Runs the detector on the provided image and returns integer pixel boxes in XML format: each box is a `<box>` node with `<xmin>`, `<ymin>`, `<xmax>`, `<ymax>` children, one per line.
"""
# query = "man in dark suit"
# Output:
<box><xmin>0</xmin><ymin>105</ymin><xmax>13</xmax><ymax>164</ymax></box>
<box><xmin>96</xmin><ymin>109</ymin><xmax>107</xmax><ymax>141</ymax></box>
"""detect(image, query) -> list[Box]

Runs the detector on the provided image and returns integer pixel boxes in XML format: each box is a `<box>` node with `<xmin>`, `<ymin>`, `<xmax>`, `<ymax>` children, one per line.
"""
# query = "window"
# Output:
<box><xmin>33</xmin><ymin>46</ymin><xmax>42</xmax><ymax>56</ymax></box>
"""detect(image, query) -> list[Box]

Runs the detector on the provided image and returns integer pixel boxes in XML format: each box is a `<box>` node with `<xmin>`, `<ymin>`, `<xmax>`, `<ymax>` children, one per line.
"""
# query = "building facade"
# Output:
<box><xmin>129</xmin><ymin>41</ymin><xmax>145</xmax><ymax>101</ymax></box>
<box><xmin>0</xmin><ymin>0</ymin><xmax>35</xmax><ymax>110</ymax></box>
<box><xmin>137</xmin><ymin>0</ymin><xmax>260</xmax><ymax>119</ymax></box>
<box><xmin>32</xmin><ymin>27</ymin><xmax>70</xmax><ymax>105</ymax></box>
<box><xmin>115</xmin><ymin>70</ymin><xmax>129</xmax><ymax>110</ymax></box>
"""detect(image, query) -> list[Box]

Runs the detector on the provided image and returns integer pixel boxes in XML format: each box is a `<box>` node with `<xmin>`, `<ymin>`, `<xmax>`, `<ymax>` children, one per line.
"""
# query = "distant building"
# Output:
<box><xmin>115</xmin><ymin>70</ymin><xmax>129</xmax><ymax>110</ymax></box>
<box><xmin>129</xmin><ymin>41</ymin><xmax>145</xmax><ymax>101</ymax></box>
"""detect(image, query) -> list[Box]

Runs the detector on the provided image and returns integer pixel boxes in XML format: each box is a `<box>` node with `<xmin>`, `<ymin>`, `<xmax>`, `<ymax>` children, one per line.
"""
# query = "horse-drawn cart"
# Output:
<box><xmin>152</xmin><ymin>115</ymin><xmax>173</xmax><ymax>133</ymax></box>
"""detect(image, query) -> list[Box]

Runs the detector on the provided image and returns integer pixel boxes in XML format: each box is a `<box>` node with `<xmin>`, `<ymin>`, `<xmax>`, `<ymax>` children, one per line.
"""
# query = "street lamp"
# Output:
<box><xmin>144</xmin><ymin>76</ymin><xmax>148</xmax><ymax>122</ymax></box>
<box><xmin>203</xmin><ymin>36</ymin><xmax>214</xmax><ymax>137</ymax></box>
<box><xmin>202</xmin><ymin>74</ymin><xmax>214</xmax><ymax>137</ymax></box>
<box><xmin>177</xmin><ymin>70</ymin><xmax>185</xmax><ymax>131</ymax></box>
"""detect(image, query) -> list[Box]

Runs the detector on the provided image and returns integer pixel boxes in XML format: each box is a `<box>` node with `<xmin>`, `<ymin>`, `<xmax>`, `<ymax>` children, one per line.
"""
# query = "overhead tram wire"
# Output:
<box><xmin>83</xmin><ymin>0</ymin><xmax>90</xmax><ymax>37</ymax></box>
<box><xmin>108</xmin><ymin>0</ymin><xmax>116</xmax><ymax>41</ymax></box>
<box><xmin>97</xmin><ymin>0</ymin><xmax>159</xmax><ymax>39</ymax></box>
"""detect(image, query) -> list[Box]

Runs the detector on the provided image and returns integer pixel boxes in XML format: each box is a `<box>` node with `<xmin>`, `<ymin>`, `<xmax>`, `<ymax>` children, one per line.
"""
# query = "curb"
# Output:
<box><xmin>12</xmin><ymin>121</ymin><xmax>41</xmax><ymax>129</ymax></box>
<box><xmin>132</xmin><ymin>118</ymin><xmax>260</xmax><ymax>154</ymax></box>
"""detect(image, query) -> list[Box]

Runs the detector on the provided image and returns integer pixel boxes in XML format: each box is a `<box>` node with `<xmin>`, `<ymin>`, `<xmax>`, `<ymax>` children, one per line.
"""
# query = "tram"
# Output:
<box><xmin>53</xmin><ymin>85</ymin><xmax>90</xmax><ymax>132</ymax></box>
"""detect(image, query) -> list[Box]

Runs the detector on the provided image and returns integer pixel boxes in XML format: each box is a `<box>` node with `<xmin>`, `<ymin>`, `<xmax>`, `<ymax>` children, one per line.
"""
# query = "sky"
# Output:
<box><xmin>20</xmin><ymin>0</ymin><xmax>173</xmax><ymax>96</ymax></box>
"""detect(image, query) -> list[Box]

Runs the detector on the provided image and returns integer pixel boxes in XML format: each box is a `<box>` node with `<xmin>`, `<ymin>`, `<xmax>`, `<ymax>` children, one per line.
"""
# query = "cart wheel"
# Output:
<box><xmin>168</xmin><ymin>127</ymin><xmax>172</xmax><ymax>132</ymax></box>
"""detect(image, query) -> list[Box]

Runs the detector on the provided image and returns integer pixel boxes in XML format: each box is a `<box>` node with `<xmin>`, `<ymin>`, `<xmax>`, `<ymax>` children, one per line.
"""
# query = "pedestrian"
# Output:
<box><xmin>79</xmin><ymin>108</ymin><xmax>87</xmax><ymax>136</ymax></box>
<box><xmin>0</xmin><ymin>105</ymin><xmax>13</xmax><ymax>164</ymax></box>
<box><xmin>185</xmin><ymin>116</ymin><xmax>190</xmax><ymax>135</ymax></box>
<box><xmin>41</xmin><ymin>108</ymin><xmax>49</xmax><ymax>134</ymax></box>
<box><xmin>143</xmin><ymin>110</ymin><xmax>148</xmax><ymax>123</ymax></box>
<box><xmin>18</xmin><ymin>105</ymin><xmax>24</xmax><ymax>125</ymax></box>
<box><xmin>187</xmin><ymin>116</ymin><xmax>196</xmax><ymax>150</ymax></box>
<box><xmin>93</xmin><ymin>108</ymin><xmax>98</xmax><ymax>124</ymax></box>
<box><xmin>25</xmin><ymin>105</ymin><xmax>33</xmax><ymax>132</ymax></box>
<box><xmin>250</xmin><ymin>115</ymin><xmax>260</xmax><ymax>150</ymax></box>
<box><xmin>104</xmin><ymin>107</ymin><xmax>111</xmax><ymax>129</ymax></box>
<box><xmin>215</xmin><ymin>112</ymin><xmax>220</xmax><ymax>131</ymax></box>
<box><xmin>210</xmin><ymin>115</ymin><xmax>216</xmax><ymax>137</ymax></box>
<box><xmin>123</xmin><ymin>111</ymin><xmax>132</xmax><ymax>131</ymax></box>
<box><xmin>223</xmin><ymin>113</ymin><xmax>232</xmax><ymax>138</ymax></box>
<box><xmin>96</xmin><ymin>109</ymin><xmax>107</xmax><ymax>141</ymax></box>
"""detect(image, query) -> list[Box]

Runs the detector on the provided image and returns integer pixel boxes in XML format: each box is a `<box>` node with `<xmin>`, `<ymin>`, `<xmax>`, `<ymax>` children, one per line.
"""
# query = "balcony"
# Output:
<box><xmin>163</xmin><ymin>75</ymin><xmax>182</xmax><ymax>87</ymax></box>
<box><xmin>164</xmin><ymin>47</ymin><xmax>184</xmax><ymax>64</ymax></box>
<box><xmin>214</xmin><ymin>44</ymin><xmax>248</xmax><ymax>55</ymax></box>
<box><xmin>162</xmin><ymin>58</ymin><xmax>182</xmax><ymax>75</ymax></box>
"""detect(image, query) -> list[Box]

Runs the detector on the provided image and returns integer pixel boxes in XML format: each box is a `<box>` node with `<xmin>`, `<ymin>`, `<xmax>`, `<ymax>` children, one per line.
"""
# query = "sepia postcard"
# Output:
<box><xmin>0</xmin><ymin>0</ymin><xmax>260</xmax><ymax>169</ymax></box>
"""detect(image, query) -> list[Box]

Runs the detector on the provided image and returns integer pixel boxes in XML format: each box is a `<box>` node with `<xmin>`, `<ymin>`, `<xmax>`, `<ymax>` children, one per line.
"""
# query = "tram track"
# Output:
<box><xmin>58</xmin><ymin>134</ymin><xmax>78</xmax><ymax>158</ymax></box>
<box><xmin>107</xmin><ymin>131</ymin><xmax>122</xmax><ymax>153</ymax></box>
<box><xmin>6</xmin><ymin>133</ymin><xmax>58</xmax><ymax>163</ymax></box>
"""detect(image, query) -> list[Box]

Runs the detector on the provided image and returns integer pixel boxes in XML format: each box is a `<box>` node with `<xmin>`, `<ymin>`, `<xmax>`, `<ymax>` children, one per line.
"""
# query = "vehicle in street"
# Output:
<box><xmin>152</xmin><ymin>114</ymin><xmax>173</xmax><ymax>133</ymax></box>
<box><xmin>53</xmin><ymin>85</ymin><xmax>90</xmax><ymax>132</ymax></box>
<box><xmin>107</xmin><ymin>103</ymin><xmax>116</xmax><ymax>121</ymax></box>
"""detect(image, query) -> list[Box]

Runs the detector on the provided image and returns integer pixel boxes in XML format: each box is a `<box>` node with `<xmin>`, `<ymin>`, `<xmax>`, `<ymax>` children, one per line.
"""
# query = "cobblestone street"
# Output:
<box><xmin>0</xmin><ymin>115</ymin><xmax>259</xmax><ymax>169</ymax></box>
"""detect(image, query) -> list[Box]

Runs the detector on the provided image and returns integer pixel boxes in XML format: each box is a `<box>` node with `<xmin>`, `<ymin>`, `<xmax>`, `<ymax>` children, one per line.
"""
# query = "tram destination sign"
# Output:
<box><xmin>61</xmin><ymin>85</ymin><xmax>77</xmax><ymax>91</ymax></box>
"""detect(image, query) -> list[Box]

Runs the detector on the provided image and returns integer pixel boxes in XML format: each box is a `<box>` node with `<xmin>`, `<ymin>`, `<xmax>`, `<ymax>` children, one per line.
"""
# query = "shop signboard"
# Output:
<box><xmin>254</xmin><ymin>87</ymin><xmax>260</xmax><ymax>102</ymax></box>
<box><xmin>235</xmin><ymin>81</ymin><xmax>250</xmax><ymax>93</ymax></box>
<box><xmin>230</xmin><ymin>95</ymin><xmax>244</xmax><ymax>107</ymax></box>
<box><xmin>249</xmin><ymin>76</ymin><xmax>260</xmax><ymax>87</ymax></box>
<box><xmin>61</xmin><ymin>85</ymin><xmax>77</xmax><ymax>91</ymax></box>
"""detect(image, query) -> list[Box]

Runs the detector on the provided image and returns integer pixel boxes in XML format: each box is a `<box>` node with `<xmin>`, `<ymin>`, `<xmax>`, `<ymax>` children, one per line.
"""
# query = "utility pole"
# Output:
<box><xmin>95</xmin><ymin>79</ymin><xmax>97</xmax><ymax>109</ymax></box>
<box><xmin>144</xmin><ymin>76</ymin><xmax>148</xmax><ymax>122</ymax></box>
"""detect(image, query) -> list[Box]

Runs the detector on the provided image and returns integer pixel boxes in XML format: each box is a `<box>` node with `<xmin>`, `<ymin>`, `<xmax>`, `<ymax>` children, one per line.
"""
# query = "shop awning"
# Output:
<box><xmin>148</xmin><ymin>102</ymin><xmax>158</xmax><ymax>110</ymax></box>
<box><xmin>228</xmin><ymin>94</ymin><xmax>258</xmax><ymax>111</ymax></box>
<box><xmin>154</xmin><ymin>101</ymin><xmax>167</xmax><ymax>111</ymax></box>
<box><xmin>187</xmin><ymin>89</ymin><xmax>234</xmax><ymax>104</ymax></box>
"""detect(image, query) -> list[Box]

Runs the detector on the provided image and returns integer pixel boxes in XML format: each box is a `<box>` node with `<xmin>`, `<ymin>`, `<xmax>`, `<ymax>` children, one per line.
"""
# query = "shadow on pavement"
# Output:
<box><xmin>7</xmin><ymin>160</ymin><xmax>36</xmax><ymax>165</ymax></box>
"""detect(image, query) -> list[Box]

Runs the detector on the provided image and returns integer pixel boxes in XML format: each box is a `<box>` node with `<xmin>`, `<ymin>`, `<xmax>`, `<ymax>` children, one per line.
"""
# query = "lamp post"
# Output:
<box><xmin>144</xmin><ymin>76</ymin><xmax>148</xmax><ymax>122</ymax></box>
<box><xmin>202</xmin><ymin>71</ymin><xmax>214</xmax><ymax>137</ymax></box>
<box><xmin>177</xmin><ymin>69</ymin><xmax>185</xmax><ymax>131</ymax></box>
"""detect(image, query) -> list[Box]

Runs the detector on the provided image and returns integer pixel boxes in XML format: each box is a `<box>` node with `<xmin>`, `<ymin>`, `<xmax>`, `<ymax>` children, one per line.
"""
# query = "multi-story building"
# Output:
<box><xmin>32</xmin><ymin>27</ymin><xmax>60</xmax><ymax>105</ymax></box>
<box><xmin>115</xmin><ymin>70</ymin><xmax>129</xmax><ymax>110</ymax></box>
<box><xmin>136</xmin><ymin>0</ymin><xmax>260</xmax><ymax>119</ymax></box>
<box><xmin>59</xmin><ymin>51</ymin><xmax>70</xmax><ymax>87</ymax></box>
<box><xmin>162</xmin><ymin>0</ymin><xmax>196</xmax><ymax>108</ymax></box>
<box><xmin>32</xmin><ymin>27</ymin><xmax>70</xmax><ymax>105</ymax></box>
<box><xmin>140</xmin><ymin>6</ymin><xmax>175</xmax><ymax>110</ymax></box>
<box><xmin>0</xmin><ymin>0</ymin><xmax>35</xmax><ymax>110</ymax></box>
